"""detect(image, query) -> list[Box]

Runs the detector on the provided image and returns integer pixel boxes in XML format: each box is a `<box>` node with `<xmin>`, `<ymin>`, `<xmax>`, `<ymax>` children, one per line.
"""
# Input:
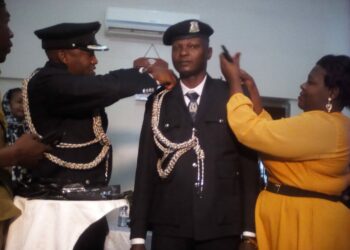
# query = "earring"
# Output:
<box><xmin>325</xmin><ymin>97</ymin><xmax>332</xmax><ymax>113</ymax></box>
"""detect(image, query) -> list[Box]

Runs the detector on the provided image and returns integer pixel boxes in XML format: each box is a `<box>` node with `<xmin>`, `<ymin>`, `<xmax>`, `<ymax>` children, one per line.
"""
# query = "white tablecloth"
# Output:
<box><xmin>5</xmin><ymin>196</ymin><xmax>128</xmax><ymax>250</ymax></box>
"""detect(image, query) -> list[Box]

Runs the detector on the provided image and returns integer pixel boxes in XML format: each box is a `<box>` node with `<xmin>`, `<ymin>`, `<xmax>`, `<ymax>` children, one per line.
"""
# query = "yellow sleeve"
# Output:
<box><xmin>227</xmin><ymin>93</ymin><xmax>338</xmax><ymax>160</ymax></box>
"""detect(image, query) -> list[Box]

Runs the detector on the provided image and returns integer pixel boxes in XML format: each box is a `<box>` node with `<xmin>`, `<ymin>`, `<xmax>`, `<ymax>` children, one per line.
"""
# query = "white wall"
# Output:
<box><xmin>1</xmin><ymin>0</ymin><xmax>349</xmax><ymax>191</ymax></box>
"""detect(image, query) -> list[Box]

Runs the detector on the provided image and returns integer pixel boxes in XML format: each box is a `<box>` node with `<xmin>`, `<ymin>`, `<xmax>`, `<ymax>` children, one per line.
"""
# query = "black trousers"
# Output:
<box><xmin>73</xmin><ymin>216</ymin><xmax>109</xmax><ymax>250</ymax></box>
<box><xmin>151</xmin><ymin>233</ymin><xmax>240</xmax><ymax>250</ymax></box>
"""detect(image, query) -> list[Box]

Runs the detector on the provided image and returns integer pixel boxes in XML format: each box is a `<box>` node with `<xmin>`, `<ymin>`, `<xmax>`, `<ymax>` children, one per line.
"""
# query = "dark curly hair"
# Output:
<box><xmin>317</xmin><ymin>54</ymin><xmax>350</xmax><ymax>110</ymax></box>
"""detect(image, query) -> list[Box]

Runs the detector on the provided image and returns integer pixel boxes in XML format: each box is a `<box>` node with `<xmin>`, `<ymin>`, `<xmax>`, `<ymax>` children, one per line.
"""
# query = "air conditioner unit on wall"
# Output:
<box><xmin>105</xmin><ymin>7</ymin><xmax>200</xmax><ymax>38</ymax></box>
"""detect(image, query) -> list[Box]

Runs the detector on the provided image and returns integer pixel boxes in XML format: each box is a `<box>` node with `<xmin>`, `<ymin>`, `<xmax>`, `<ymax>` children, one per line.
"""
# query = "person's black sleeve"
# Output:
<box><xmin>129</xmin><ymin>96</ymin><xmax>158</xmax><ymax>239</ymax></box>
<box><xmin>46</xmin><ymin>68</ymin><xmax>157</xmax><ymax>115</ymax></box>
<box><xmin>238</xmin><ymin>143</ymin><xmax>261</xmax><ymax>232</ymax></box>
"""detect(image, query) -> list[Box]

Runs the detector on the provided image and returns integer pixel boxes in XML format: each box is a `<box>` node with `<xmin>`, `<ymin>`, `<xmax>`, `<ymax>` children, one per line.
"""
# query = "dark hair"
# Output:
<box><xmin>0</xmin><ymin>0</ymin><xmax>5</xmax><ymax>8</ymax></box>
<box><xmin>317</xmin><ymin>54</ymin><xmax>350</xmax><ymax>109</ymax></box>
<box><xmin>7</xmin><ymin>88</ymin><xmax>22</xmax><ymax>101</ymax></box>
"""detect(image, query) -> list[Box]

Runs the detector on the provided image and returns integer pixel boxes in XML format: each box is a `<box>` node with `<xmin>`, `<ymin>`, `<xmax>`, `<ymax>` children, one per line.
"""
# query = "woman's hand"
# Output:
<box><xmin>220</xmin><ymin>52</ymin><xmax>243</xmax><ymax>95</ymax></box>
<box><xmin>240</xmin><ymin>69</ymin><xmax>255</xmax><ymax>90</ymax></box>
<box><xmin>220</xmin><ymin>53</ymin><xmax>263</xmax><ymax>114</ymax></box>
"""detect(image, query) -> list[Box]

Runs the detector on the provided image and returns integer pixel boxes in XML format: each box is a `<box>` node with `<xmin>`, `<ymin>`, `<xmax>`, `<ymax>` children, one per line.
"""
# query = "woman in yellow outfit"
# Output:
<box><xmin>220</xmin><ymin>53</ymin><xmax>350</xmax><ymax>250</ymax></box>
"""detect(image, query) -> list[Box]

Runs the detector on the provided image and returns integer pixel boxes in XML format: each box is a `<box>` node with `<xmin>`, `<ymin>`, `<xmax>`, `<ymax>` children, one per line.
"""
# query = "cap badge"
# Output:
<box><xmin>189</xmin><ymin>21</ymin><xmax>200</xmax><ymax>33</ymax></box>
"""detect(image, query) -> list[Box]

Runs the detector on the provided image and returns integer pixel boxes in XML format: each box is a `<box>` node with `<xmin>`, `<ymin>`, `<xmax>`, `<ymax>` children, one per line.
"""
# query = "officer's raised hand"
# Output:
<box><xmin>133</xmin><ymin>57</ymin><xmax>177</xmax><ymax>90</ymax></box>
<box><xmin>147</xmin><ymin>65</ymin><xmax>177</xmax><ymax>90</ymax></box>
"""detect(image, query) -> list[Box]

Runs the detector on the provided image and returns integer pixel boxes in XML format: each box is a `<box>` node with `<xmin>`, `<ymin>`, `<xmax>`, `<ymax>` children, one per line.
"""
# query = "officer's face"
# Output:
<box><xmin>61</xmin><ymin>49</ymin><xmax>98</xmax><ymax>75</ymax></box>
<box><xmin>0</xmin><ymin>6</ymin><xmax>14</xmax><ymax>63</ymax></box>
<box><xmin>171</xmin><ymin>37</ymin><xmax>212</xmax><ymax>79</ymax></box>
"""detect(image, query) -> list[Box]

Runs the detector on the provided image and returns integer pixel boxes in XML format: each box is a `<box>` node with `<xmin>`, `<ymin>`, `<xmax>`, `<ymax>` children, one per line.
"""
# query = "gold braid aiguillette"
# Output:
<box><xmin>151</xmin><ymin>89</ymin><xmax>205</xmax><ymax>194</ymax></box>
<box><xmin>22</xmin><ymin>71</ymin><xmax>111</xmax><ymax>174</ymax></box>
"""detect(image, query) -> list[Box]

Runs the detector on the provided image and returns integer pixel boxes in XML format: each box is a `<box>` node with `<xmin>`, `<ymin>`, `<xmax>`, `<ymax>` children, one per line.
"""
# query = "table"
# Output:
<box><xmin>5</xmin><ymin>196</ymin><xmax>128</xmax><ymax>250</ymax></box>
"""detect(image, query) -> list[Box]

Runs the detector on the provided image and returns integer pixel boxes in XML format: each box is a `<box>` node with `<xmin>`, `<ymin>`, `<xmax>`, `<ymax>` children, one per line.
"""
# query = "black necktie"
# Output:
<box><xmin>185</xmin><ymin>92</ymin><xmax>199</xmax><ymax>121</ymax></box>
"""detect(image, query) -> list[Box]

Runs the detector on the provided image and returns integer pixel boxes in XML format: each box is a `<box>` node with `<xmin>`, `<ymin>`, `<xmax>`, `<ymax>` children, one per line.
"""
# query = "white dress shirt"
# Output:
<box><xmin>180</xmin><ymin>75</ymin><xmax>206</xmax><ymax>106</ymax></box>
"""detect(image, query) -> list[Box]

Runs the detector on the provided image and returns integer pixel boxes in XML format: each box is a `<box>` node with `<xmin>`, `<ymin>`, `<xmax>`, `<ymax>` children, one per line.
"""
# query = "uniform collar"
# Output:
<box><xmin>180</xmin><ymin>75</ymin><xmax>207</xmax><ymax>97</ymax></box>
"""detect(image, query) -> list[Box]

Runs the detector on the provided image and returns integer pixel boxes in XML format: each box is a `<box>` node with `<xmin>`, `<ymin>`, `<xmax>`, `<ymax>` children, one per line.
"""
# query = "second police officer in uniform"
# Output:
<box><xmin>20</xmin><ymin>21</ymin><xmax>176</xmax><ymax>196</ymax></box>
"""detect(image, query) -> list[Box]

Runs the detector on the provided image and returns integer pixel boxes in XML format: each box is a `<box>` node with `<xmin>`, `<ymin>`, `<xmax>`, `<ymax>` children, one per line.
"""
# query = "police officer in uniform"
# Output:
<box><xmin>130</xmin><ymin>20</ymin><xmax>260</xmax><ymax>250</ymax></box>
<box><xmin>21</xmin><ymin>21</ymin><xmax>176</xmax><ymax>194</ymax></box>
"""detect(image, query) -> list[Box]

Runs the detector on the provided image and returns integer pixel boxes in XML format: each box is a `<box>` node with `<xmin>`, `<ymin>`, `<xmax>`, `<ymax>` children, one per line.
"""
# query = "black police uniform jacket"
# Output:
<box><xmin>130</xmin><ymin>76</ymin><xmax>260</xmax><ymax>241</ymax></box>
<box><xmin>26</xmin><ymin>61</ymin><xmax>157</xmax><ymax>186</ymax></box>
